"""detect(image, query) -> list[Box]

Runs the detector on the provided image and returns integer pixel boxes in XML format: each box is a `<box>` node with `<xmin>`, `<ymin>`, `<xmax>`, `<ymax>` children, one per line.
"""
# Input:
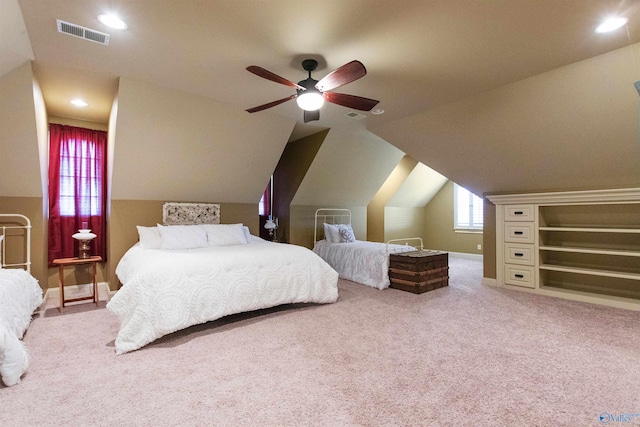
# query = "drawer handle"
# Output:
<box><xmin>514</xmin><ymin>211</ymin><xmax>524</xmax><ymax>215</ymax></box>
<box><xmin>514</xmin><ymin>274</ymin><xmax>524</xmax><ymax>279</ymax></box>
<box><xmin>514</xmin><ymin>253</ymin><xmax>524</xmax><ymax>257</ymax></box>
<box><xmin>514</xmin><ymin>231</ymin><xmax>524</xmax><ymax>235</ymax></box>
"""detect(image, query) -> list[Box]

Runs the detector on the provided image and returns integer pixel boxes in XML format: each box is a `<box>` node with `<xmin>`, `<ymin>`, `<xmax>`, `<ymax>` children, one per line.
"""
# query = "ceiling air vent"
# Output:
<box><xmin>57</xmin><ymin>19</ymin><xmax>110</xmax><ymax>45</ymax></box>
<box><xmin>345</xmin><ymin>111</ymin><xmax>366</xmax><ymax>120</ymax></box>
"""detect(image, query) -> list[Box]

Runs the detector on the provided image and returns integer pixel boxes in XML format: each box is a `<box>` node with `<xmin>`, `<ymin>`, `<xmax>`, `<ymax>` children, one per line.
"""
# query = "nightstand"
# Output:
<box><xmin>52</xmin><ymin>256</ymin><xmax>102</xmax><ymax>313</ymax></box>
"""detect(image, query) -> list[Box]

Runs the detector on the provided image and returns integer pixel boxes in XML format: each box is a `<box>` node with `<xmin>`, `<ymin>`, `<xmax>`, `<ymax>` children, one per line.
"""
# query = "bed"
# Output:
<box><xmin>107</xmin><ymin>203</ymin><xmax>339</xmax><ymax>354</ymax></box>
<box><xmin>0</xmin><ymin>214</ymin><xmax>43</xmax><ymax>387</ymax></box>
<box><xmin>312</xmin><ymin>208</ymin><xmax>421</xmax><ymax>290</ymax></box>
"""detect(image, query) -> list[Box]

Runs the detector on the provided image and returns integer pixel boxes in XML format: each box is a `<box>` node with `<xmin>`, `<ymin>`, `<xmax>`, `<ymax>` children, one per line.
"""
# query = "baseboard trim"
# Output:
<box><xmin>41</xmin><ymin>282</ymin><xmax>113</xmax><ymax>311</ymax></box>
<box><xmin>482</xmin><ymin>277</ymin><xmax>498</xmax><ymax>287</ymax></box>
<box><xmin>447</xmin><ymin>251</ymin><xmax>483</xmax><ymax>260</ymax></box>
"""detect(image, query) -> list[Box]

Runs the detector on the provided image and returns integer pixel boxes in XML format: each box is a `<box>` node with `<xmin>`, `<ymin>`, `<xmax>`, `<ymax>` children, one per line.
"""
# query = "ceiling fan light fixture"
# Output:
<box><xmin>296</xmin><ymin>91</ymin><xmax>324</xmax><ymax>111</ymax></box>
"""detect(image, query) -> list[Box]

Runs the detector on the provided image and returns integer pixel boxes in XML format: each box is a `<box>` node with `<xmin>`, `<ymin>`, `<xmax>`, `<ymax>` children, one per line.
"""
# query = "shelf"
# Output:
<box><xmin>539</xmin><ymin>246</ymin><xmax>640</xmax><ymax>257</ymax></box>
<box><xmin>540</xmin><ymin>264</ymin><xmax>640</xmax><ymax>281</ymax></box>
<box><xmin>539</xmin><ymin>227</ymin><xmax>640</xmax><ymax>233</ymax></box>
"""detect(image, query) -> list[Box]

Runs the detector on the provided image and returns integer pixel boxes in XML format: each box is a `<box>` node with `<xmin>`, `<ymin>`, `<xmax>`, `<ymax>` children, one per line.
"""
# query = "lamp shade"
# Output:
<box><xmin>296</xmin><ymin>91</ymin><xmax>324</xmax><ymax>111</ymax></box>
<box><xmin>264</xmin><ymin>219</ymin><xmax>277</xmax><ymax>230</ymax></box>
<box><xmin>72</xmin><ymin>231</ymin><xmax>97</xmax><ymax>241</ymax></box>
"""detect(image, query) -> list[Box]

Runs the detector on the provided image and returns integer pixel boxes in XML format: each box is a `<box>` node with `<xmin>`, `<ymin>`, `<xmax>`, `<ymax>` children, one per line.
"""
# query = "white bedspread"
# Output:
<box><xmin>0</xmin><ymin>269</ymin><xmax>42</xmax><ymax>386</ymax></box>
<box><xmin>313</xmin><ymin>240</ymin><xmax>416</xmax><ymax>290</ymax></box>
<box><xmin>107</xmin><ymin>240</ymin><xmax>339</xmax><ymax>354</ymax></box>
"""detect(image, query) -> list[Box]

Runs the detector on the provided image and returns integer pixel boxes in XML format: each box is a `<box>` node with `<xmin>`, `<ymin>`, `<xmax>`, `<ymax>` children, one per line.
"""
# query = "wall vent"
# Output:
<box><xmin>345</xmin><ymin>111</ymin><xmax>366</xmax><ymax>120</ymax></box>
<box><xmin>57</xmin><ymin>19</ymin><xmax>110</xmax><ymax>45</ymax></box>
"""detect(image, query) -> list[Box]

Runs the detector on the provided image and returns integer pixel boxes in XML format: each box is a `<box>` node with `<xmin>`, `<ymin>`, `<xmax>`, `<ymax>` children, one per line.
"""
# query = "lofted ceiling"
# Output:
<box><xmin>3</xmin><ymin>0</ymin><xmax>640</xmax><ymax>194</ymax></box>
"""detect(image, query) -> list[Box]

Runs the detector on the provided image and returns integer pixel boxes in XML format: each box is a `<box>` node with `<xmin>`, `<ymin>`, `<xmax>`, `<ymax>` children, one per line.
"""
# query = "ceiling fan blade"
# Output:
<box><xmin>315</xmin><ymin>60</ymin><xmax>367</xmax><ymax>92</ymax></box>
<box><xmin>245</xmin><ymin>95</ymin><xmax>297</xmax><ymax>113</ymax></box>
<box><xmin>246</xmin><ymin>66</ymin><xmax>305</xmax><ymax>90</ymax></box>
<box><xmin>304</xmin><ymin>110</ymin><xmax>320</xmax><ymax>123</ymax></box>
<box><xmin>323</xmin><ymin>92</ymin><xmax>379</xmax><ymax>111</ymax></box>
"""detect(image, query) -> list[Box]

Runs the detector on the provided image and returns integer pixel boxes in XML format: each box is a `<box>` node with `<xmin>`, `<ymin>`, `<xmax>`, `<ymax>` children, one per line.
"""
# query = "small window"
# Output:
<box><xmin>59</xmin><ymin>140</ymin><xmax>102</xmax><ymax>216</ymax></box>
<box><xmin>454</xmin><ymin>183</ymin><xmax>483</xmax><ymax>231</ymax></box>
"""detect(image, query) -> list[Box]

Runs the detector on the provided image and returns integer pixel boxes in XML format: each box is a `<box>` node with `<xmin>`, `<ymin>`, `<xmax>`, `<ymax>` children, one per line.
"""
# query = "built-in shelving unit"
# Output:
<box><xmin>487</xmin><ymin>188</ymin><xmax>640</xmax><ymax>311</ymax></box>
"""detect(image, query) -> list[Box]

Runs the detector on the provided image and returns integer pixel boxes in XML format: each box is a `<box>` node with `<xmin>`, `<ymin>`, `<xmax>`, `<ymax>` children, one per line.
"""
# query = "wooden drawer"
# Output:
<box><xmin>504</xmin><ymin>222</ymin><xmax>534</xmax><ymax>244</ymax></box>
<box><xmin>389</xmin><ymin>251</ymin><xmax>449</xmax><ymax>294</ymax></box>
<box><xmin>504</xmin><ymin>243</ymin><xmax>534</xmax><ymax>266</ymax></box>
<box><xmin>504</xmin><ymin>205</ymin><xmax>534</xmax><ymax>222</ymax></box>
<box><xmin>504</xmin><ymin>265</ymin><xmax>535</xmax><ymax>288</ymax></box>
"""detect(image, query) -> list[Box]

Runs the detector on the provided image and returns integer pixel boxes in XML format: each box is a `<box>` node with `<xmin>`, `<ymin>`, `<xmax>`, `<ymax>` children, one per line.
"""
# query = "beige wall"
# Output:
<box><xmin>368</xmin><ymin>155</ymin><xmax>418</xmax><ymax>242</ymax></box>
<box><xmin>384</xmin><ymin>206</ymin><xmax>425</xmax><ymax>244</ymax></box>
<box><xmin>483</xmin><ymin>200</ymin><xmax>496</xmax><ymax>279</ymax></box>
<box><xmin>273</xmin><ymin>130</ymin><xmax>328</xmax><ymax>243</ymax></box>
<box><xmin>111</xmin><ymin>77</ymin><xmax>295</xmax><ymax>203</ymax></box>
<box><xmin>292</xmin><ymin>127</ymin><xmax>405</xmax><ymax>206</ymax></box>
<box><xmin>0</xmin><ymin>197</ymin><xmax>46</xmax><ymax>288</ymax></box>
<box><xmin>0</xmin><ymin>61</ymin><xmax>41</xmax><ymax>198</ymax></box>
<box><xmin>423</xmin><ymin>181</ymin><xmax>483</xmax><ymax>254</ymax></box>
<box><xmin>290</xmin><ymin>205</ymin><xmax>367</xmax><ymax>249</ymax></box>
<box><xmin>108</xmin><ymin>199</ymin><xmax>258</xmax><ymax>290</ymax></box>
<box><xmin>371</xmin><ymin>42</ymin><xmax>640</xmax><ymax>198</ymax></box>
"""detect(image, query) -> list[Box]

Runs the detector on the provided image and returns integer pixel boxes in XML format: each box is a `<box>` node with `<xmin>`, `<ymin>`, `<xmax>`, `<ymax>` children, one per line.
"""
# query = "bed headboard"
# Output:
<box><xmin>162</xmin><ymin>202</ymin><xmax>221</xmax><ymax>225</ymax></box>
<box><xmin>314</xmin><ymin>208</ymin><xmax>352</xmax><ymax>245</ymax></box>
<box><xmin>0</xmin><ymin>214</ymin><xmax>31</xmax><ymax>273</ymax></box>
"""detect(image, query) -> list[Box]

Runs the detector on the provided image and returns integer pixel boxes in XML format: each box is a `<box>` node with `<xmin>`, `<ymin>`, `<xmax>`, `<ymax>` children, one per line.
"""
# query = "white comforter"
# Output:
<box><xmin>0</xmin><ymin>269</ymin><xmax>42</xmax><ymax>386</ymax></box>
<box><xmin>107</xmin><ymin>240</ymin><xmax>339</xmax><ymax>354</ymax></box>
<box><xmin>313</xmin><ymin>240</ymin><xmax>416</xmax><ymax>290</ymax></box>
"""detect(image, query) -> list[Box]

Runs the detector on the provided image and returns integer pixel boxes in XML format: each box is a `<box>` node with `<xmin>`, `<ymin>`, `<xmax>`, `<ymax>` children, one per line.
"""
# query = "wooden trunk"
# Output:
<box><xmin>389</xmin><ymin>251</ymin><xmax>449</xmax><ymax>294</ymax></box>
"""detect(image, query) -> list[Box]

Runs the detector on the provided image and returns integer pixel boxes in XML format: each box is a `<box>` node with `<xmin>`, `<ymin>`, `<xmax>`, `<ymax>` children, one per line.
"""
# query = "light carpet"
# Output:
<box><xmin>1</xmin><ymin>255</ymin><xmax>639</xmax><ymax>426</ymax></box>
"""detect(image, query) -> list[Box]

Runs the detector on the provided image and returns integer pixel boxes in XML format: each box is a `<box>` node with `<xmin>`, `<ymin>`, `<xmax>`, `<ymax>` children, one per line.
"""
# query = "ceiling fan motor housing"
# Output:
<box><xmin>296</xmin><ymin>77</ymin><xmax>320</xmax><ymax>96</ymax></box>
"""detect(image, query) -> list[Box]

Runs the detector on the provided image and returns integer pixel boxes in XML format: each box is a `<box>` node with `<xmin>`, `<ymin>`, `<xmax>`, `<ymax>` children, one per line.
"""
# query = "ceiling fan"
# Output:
<box><xmin>245</xmin><ymin>59</ymin><xmax>379</xmax><ymax>123</ymax></box>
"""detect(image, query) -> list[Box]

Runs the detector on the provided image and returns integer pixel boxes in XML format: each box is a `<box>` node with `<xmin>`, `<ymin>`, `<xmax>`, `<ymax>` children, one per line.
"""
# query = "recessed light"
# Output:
<box><xmin>98</xmin><ymin>13</ymin><xmax>127</xmax><ymax>30</ymax></box>
<box><xmin>595</xmin><ymin>16</ymin><xmax>628</xmax><ymax>33</ymax></box>
<box><xmin>371</xmin><ymin>108</ymin><xmax>385</xmax><ymax>115</ymax></box>
<box><xmin>70</xmin><ymin>99</ymin><xmax>88</xmax><ymax>107</ymax></box>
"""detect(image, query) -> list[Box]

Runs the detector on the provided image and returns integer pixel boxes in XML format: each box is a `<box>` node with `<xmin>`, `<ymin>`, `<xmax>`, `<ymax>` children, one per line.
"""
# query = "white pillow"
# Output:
<box><xmin>337</xmin><ymin>224</ymin><xmax>356</xmax><ymax>243</ymax></box>
<box><xmin>323</xmin><ymin>223</ymin><xmax>342</xmax><ymax>243</ymax></box>
<box><xmin>157</xmin><ymin>224</ymin><xmax>209</xmax><ymax>250</ymax></box>
<box><xmin>202</xmin><ymin>223</ymin><xmax>248</xmax><ymax>246</ymax></box>
<box><xmin>136</xmin><ymin>226</ymin><xmax>162</xmax><ymax>249</ymax></box>
<box><xmin>242</xmin><ymin>225</ymin><xmax>252</xmax><ymax>242</ymax></box>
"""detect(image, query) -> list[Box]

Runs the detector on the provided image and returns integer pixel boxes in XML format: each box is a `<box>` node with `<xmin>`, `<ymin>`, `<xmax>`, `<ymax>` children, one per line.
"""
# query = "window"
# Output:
<box><xmin>48</xmin><ymin>124</ymin><xmax>108</xmax><ymax>263</ymax></box>
<box><xmin>454</xmin><ymin>183</ymin><xmax>483</xmax><ymax>231</ymax></box>
<box><xmin>59</xmin><ymin>140</ymin><xmax>102</xmax><ymax>216</ymax></box>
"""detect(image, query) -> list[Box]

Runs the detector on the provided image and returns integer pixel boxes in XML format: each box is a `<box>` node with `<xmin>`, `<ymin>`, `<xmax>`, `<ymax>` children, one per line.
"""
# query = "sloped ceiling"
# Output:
<box><xmin>0</xmin><ymin>0</ymin><xmax>33</xmax><ymax>76</ymax></box>
<box><xmin>5</xmin><ymin>0</ymin><xmax>640</xmax><ymax>197</ymax></box>
<box><xmin>371</xmin><ymin>43</ymin><xmax>640</xmax><ymax>196</ymax></box>
<box><xmin>387</xmin><ymin>163</ymin><xmax>448</xmax><ymax>207</ymax></box>
<box><xmin>291</xmin><ymin>127</ymin><xmax>405</xmax><ymax>206</ymax></box>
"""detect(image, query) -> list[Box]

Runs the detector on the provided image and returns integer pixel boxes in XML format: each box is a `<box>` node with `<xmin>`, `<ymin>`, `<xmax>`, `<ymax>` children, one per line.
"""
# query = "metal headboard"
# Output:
<box><xmin>0</xmin><ymin>214</ymin><xmax>31</xmax><ymax>273</ymax></box>
<box><xmin>314</xmin><ymin>208</ymin><xmax>352</xmax><ymax>245</ymax></box>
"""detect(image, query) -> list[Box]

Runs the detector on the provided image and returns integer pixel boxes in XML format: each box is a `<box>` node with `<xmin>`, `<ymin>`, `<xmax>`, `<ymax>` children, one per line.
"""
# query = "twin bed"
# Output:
<box><xmin>0</xmin><ymin>214</ymin><xmax>43</xmax><ymax>387</ymax></box>
<box><xmin>311</xmin><ymin>208</ymin><xmax>420</xmax><ymax>290</ymax></box>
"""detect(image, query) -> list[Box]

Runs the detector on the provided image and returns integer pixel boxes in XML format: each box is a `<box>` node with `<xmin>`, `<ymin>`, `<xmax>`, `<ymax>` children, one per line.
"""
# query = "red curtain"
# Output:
<box><xmin>48</xmin><ymin>124</ymin><xmax>108</xmax><ymax>263</ymax></box>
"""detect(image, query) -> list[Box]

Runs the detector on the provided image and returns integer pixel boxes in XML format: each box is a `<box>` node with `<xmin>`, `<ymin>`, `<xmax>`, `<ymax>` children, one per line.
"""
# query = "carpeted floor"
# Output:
<box><xmin>2</xmin><ymin>254</ymin><xmax>639</xmax><ymax>426</ymax></box>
